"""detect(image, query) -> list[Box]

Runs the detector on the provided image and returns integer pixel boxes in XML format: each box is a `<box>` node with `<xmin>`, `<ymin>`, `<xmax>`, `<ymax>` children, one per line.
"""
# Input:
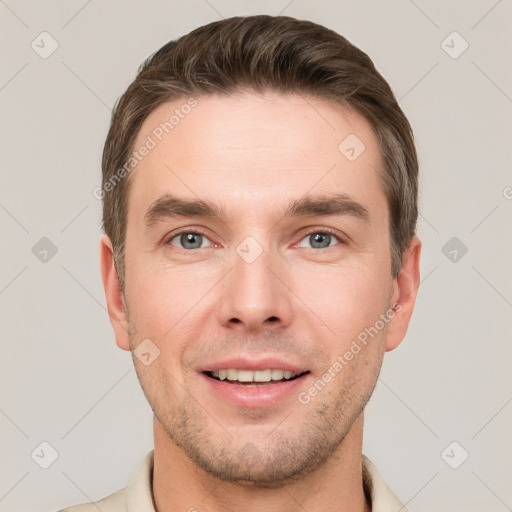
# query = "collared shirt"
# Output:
<box><xmin>58</xmin><ymin>450</ymin><xmax>407</xmax><ymax>512</ymax></box>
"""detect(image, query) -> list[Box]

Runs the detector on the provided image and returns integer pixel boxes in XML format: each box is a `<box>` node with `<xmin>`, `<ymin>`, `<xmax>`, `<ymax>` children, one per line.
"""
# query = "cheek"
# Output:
<box><xmin>125</xmin><ymin>263</ymin><xmax>219</xmax><ymax>378</ymax></box>
<box><xmin>292</xmin><ymin>262</ymin><xmax>390</xmax><ymax>345</ymax></box>
<box><xmin>127</xmin><ymin>261</ymin><xmax>213</xmax><ymax>333</ymax></box>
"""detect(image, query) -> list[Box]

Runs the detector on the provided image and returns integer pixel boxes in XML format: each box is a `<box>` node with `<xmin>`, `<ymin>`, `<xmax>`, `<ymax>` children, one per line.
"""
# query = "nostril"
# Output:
<box><xmin>228</xmin><ymin>316</ymin><xmax>278</xmax><ymax>325</ymax></box>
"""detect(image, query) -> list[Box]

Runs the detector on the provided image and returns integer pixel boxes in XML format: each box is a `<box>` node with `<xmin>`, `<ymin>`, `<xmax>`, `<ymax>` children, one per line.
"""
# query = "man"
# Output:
<box><xmin>60</xmin><ymin>14</ymin><xmax>421</xmax><ymax>512</ymax></box>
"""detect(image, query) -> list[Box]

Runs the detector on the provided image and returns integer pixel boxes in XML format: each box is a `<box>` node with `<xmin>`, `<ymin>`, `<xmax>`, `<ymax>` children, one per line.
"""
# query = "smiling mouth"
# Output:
<box><xmin>204</xmin><ymin>369</ymin><xmax>310</xmax><ymax>386</ymax></box>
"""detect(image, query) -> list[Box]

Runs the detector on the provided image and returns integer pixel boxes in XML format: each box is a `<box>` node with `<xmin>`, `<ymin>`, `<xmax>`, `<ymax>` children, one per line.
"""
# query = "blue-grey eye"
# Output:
<box><xmin>297</xmin><ymin>232</ymin><xmax>339</xmax><ymax>249</ymax></box>
<box><xmin>169</xmin><ymin>232</ymin><xmax>211</xmax><ymax>250</ymax></box>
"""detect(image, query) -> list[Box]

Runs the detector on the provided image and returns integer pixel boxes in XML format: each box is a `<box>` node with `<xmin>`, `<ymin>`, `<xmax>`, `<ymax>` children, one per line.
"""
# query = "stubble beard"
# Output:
<box><xmin>127</xmin><ymin>319</ymin><xmax>385</xmax><ymax>488</ymax></box>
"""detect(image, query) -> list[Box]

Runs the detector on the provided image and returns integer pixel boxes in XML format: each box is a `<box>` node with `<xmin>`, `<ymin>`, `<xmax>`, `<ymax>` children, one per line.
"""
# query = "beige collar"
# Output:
<box><xmin>125</xmin><ymin>450</ymin><xmax>407</xmax><ymax>512</ymax></box>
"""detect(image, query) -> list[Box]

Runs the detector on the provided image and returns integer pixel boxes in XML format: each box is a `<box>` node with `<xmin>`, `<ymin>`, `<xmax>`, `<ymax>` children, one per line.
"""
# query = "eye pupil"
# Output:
<box><xmin>310</xmin><ymin>233</ymin><xmax>331</xmax><ymax>249</ymax></box>
<box><xmin>181</xmin><ymin>233</ymin><xmax>202</xmax><ymax>249</ymax></box>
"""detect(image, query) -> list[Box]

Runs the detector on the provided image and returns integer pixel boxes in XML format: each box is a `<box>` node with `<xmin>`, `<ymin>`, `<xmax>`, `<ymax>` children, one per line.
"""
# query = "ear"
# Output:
<box><xmin>385</xmin><ymin>236</ymin><xmax>422</xmax><ymax>352</ymax></box>
<box><xmin>99</xmin><ymin>234</ymin><xmax>131</xmax><ymax>351</ymax></box>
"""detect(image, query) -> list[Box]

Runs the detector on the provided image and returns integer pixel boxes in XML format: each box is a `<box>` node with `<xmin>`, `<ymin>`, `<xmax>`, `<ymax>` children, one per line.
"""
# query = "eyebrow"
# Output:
<box><xmin>143</xmin><ymin>192</ymin><xmax>370</xmax><ymax>228</ymax></box>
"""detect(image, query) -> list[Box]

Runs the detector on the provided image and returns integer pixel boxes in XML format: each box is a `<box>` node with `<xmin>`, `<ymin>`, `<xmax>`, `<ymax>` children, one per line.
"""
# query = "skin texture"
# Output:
<box><xmin>100</xmin><ymin>91</ymin><xmax>421</xmax><ymax>512</ymax></box>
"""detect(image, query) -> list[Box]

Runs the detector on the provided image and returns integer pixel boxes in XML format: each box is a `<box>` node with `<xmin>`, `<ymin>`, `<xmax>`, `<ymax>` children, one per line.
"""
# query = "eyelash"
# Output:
<box><xmin>164</xmin><ymin>227</ymin><xmax>346</xmax><ymax>250</ymax></box>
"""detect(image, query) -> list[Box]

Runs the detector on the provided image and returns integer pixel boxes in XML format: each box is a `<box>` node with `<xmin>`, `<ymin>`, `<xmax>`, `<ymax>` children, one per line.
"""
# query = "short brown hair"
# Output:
<box><xmin>101</xmin><ymin>15</ymin><xmax>418</xmax><ymax>292</ymax></box>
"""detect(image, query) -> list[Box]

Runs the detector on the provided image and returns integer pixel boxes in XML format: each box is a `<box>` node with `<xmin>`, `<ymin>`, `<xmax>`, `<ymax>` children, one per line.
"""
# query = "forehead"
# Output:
<box><xmin>127</xmin><ymin>91</ymin><xmax>386</xmax><ymax>223</ymax></box>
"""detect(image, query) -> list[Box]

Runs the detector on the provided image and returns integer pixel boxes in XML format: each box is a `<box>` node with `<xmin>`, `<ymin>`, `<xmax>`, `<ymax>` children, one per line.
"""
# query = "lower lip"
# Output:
<box><xmin>200</xmin><ymin>372</ymin><xmax>309</xmax><ymax>409</ymax></box>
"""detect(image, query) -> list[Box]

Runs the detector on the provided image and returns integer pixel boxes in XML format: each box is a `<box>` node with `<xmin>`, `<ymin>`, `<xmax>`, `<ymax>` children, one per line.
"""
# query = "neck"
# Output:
<box><xmin>152</xmin><ymin>414</ymin><xmax>371</xmax><ymax>512</ymax></box>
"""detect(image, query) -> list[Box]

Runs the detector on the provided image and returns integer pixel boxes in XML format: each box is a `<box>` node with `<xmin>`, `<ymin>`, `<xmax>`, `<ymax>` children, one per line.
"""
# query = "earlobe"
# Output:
<box><xmin>99</xmin><ymin>234</ymin><xmax>131</xmax><ymax>351</ymax></box>
<box><xmin>385</xmin><ymin>236</ymin><xmax>422</xmax><ymax>352</ymax></box>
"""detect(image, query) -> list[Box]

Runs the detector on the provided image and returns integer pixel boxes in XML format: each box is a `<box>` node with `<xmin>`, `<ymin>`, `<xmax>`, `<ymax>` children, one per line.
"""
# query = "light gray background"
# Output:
<box><xmin>1</xmin><ymin>1</ymin><xmax>511</xmax><ymax>511</ymax></box>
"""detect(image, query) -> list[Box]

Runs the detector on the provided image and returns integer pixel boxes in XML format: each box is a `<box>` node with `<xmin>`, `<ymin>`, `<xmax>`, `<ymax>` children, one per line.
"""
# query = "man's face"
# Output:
<box><xmin>108</xmin><ymin>91</ymin><xmax>411</xmax><ymax>485</ymax></box>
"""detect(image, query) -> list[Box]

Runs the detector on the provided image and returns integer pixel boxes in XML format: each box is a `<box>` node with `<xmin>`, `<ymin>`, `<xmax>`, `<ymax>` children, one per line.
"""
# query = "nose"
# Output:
<box><xmin>217</xmin><ymin>242</ymin><xmax>294</xmax><ymax>332</ymax></box>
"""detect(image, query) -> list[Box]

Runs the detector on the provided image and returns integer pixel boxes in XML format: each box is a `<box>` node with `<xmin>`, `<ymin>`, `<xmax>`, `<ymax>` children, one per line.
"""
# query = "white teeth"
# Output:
<box><xmin>209</xmin><ymin>368</ymin><xmax>300</xmax><ymax>383</ymax></box>
<box><xmin>237</xmin><ymin>370</ymin><xmax>254</xmax><ymax>382</ymax></box>
<box><xmin>271</xmin><ymin>369</ymin><xmax>284</xmax><ymax>380</ymax></box>
<box><xmin>254</xmin><ymin>370</ymin><xmax>272</xmax><ymax>382</ymax></box>
<box><xmin>226</xmin><ymin>368</ymin><xmax>238</xmax><ymax>380</ymax></box>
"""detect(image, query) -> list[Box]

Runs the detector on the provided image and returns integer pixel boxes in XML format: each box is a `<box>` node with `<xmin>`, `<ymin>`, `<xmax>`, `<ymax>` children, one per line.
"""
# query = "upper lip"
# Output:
<box><xmin>198</xmin><ymin>357</ymin><xmax>309</xmax><ymax>374</ymax></box>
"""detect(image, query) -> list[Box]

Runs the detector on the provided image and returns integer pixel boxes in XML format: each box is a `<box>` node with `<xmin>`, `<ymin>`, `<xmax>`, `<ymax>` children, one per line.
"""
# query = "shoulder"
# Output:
<box><xmin>56</xmin><ymin>450</ymin><xmax>154</xmax><ymax>512</ymax></box>
<box><xmin>362</xmin><ymin>454</ymin><xmax>408</xmax><ymax>512</ymax></box>
<box><xmin>57</xmin><ymin>487</ymin><xmax>127</xmax><ymax>511</ymax></box>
